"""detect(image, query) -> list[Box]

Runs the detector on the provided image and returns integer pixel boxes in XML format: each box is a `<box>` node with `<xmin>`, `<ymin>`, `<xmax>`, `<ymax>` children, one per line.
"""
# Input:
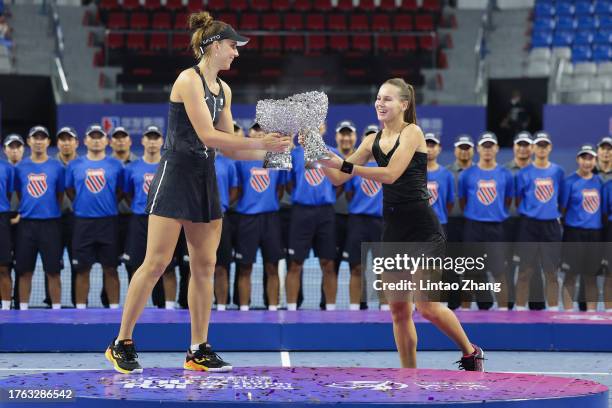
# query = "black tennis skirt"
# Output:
<box><xmin>145</xmin><ymin>150</ymin><xmax>222</xmax><ymax>223</ymax></box>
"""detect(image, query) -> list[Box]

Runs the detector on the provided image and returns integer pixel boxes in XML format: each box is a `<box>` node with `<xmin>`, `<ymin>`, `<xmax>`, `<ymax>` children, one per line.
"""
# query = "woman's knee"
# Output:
<box><xmin>142</xmin><ymin>256</ymin><xmax>172</xmax><ymax>278</ymax></box>
<box><xmin>415</xmin><ymin>302</ymin><xmax>442</xmax><ymax>321</ymax></box>
<box><xmin>389</xmin><ymin>302</ymin><xmax>412</xmax><ymax>323</ymax></box>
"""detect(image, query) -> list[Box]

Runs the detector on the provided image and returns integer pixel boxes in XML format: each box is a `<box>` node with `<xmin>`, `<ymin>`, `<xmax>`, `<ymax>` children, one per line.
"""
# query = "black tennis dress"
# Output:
<box><xmin>145</xmin><ymin>66</ymin><xmax>225</xmax><ymax>222</ymax></box>
<box><xmin>371</xmin><ymin>129</ymin><xmax>445</xmax><ymax>247</ymax></box>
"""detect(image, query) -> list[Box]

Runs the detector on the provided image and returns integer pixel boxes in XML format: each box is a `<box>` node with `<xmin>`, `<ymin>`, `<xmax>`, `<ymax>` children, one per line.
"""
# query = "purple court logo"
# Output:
<box><xmin>534</xmin><ymin>177</ymin><xmax>554</xmax><ymax>203</ymax></box>
<box><xmin>326</xmin><ymin>381</ymin><xmax>408</xmax><ymax>391</ymax></box>
<box><xmin>427</xmin><ymin>181</ymin><xmax>439</xmax><ymax>205</ymax></box>
<box><xmin>107</xmin><ymin>375</ymin><xmax>294</xmax><ymax>390</ymax></box>
<box><xmin>85</xmin><ymin>169</ymin><xmax>107</xmax><ymax>194</ymax></box>
<box><xmin>250</xmin><ymin>168</ymin><xmax>270</xmax><ymax>192</ymax></box>
<box><xmin>143</xmin><ymin>173</ymin><xmax>155</xmax><ymax>194</ymax></box>
<box><xmin>361</xmin><ymin>178</ymin><xmax>381</xmax><ymax>197</ymax></box>
<box><xmin>581</xmin><ymin>189</ymin><xmax>600</xmax><ymax>214</ymax></box>
<box><xmin>26</xmin><ymin>173</ymin><xmax>48</xmax><ymax>198</ymax></box>
<box><xmin>305</xmin><ymin>168</ymin><xmax>325</xmax><ymax>186</ymax></box>
<box><xmin>476</xmin><ymin>180</ymin><xmax>497</xmax><ymax>206</ymax></box>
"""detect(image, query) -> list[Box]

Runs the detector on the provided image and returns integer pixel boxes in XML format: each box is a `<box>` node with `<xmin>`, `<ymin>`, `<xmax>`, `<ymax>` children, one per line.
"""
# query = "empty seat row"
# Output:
<box><xmin>532</xmin><ymin>29</ymin><xmax>612</xmax><ymax>47</ymax></box>
<box><xmin>532</xmin><ymin>15</ymin><xmax>612</xmax><ymax>31</ymax></box>
<box><xmin>535</xmin><ymin>1</ymin><xmax>612</xmax><ymax>17</ymax></box>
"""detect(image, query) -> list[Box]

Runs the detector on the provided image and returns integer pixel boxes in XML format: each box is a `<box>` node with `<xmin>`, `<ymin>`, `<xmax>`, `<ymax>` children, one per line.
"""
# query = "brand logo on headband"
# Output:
<box><xmin>202</xmin><ymin>34</ymin><xmax>221</xmax><ymax>47</ymax></box>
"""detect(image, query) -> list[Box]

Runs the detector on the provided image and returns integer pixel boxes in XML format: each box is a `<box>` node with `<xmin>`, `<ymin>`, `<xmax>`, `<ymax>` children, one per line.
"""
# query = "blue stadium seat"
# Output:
<box><xmin>577</xmin><ymin>16</ymin><xmax>598</xmax><ymax>30</ymax></box>
<box><xmin>533</xmin><ymin>17</ymin><xmax>555</xmax><ymax>31</ymax></box>
<box><xmin>572</xmin><ymin>44</ymin><xmax>593</xmax><ymax>61</ymax></box>
<box><xmin>594</xmin><ymin>1</ymin><xmax>612</xmax><ymax>15</ymax></box>
<box><xmin>553</xmin><ymin>30</ymin><xmax>575</xmax><ymax>46</ymax></box>
<box><xmin>556</xmin><ymin>16</ymin><xmax>576</xmax><ymax>30</ymax></box>
<box><xmin>555</xmin><ymin>2</ymin><xmax>575</xmax><ymax>17</ymax></box>
<box><xmin>593</xmin><ymin>44</ymin><xmax>612</xmax><ymax>61</ymax></box>
<box><xmin>535</xmin><ymin>2</ymin><xmax>555</xmax><ymax>18</ymax></box>
<box><xmin>575</xmin><ymin>1</ymin><xmax>594</xmax><ymax>16</ymax></box>
<box><xmin>532</xmin><ymin>30</ymin><xmax>553</xmax><ymax>47</ymax></box>
<box><xmin>575</xmin><ymin>31</ymin><xmax>595</xmax><ymax>45</ymax></box>
<box><xmin>599</xmin><ymin>16</ymin><xmax>612</xmax><ymax>30</ymax></box>
<box><xmin>595</xmin><ymin>29</ymin><xmax>612</xmax><ymax>44</ymax></box>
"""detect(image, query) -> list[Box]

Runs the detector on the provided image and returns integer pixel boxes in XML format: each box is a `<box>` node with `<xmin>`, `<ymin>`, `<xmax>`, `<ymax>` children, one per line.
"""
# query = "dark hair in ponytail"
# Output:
<box><xmin>189</xmin><ymin>11</ymin><xmax>227</xmax><ymax>60</ymax></box>
<box><xmin>383</xmin><ymin>78</ymin><xmax>417</xmax><ymax>125</ymax></box>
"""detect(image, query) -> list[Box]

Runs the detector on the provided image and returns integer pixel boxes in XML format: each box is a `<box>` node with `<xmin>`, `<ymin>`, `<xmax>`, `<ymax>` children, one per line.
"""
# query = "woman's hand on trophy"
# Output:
<box><xmin>316</xmin><ymin>150</ymin><xmax>343</xmax><ymax>169</ymax></box>
<box><xmin>261</xmin><ymin>133</ymin><xmax>291</xmax><ymax>152</ymax></box>
<box><xmin>297</xmin><ymin>131</ymin><xmax>306</xmax><ymax>147</ymax></box>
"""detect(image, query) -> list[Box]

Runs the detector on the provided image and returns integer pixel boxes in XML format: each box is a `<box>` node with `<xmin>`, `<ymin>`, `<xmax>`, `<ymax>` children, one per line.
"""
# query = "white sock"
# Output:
<box><xmin>287</xmin><ymin>303</ymin><xmax>297</xmax><ymax>311</ymax></box>
<box><xmin>325</xmin><ymin>304</ymin><xmax>336</xmax><ymax>311</ymax></box>
<box><xmin>217</xmin><ymin>304</ymin><xmax>226</xmax><ymax>311</ymax></box>
<box><xmin>497</xmin><ymin>307</ymin><xmax>508</xmax><ymax>311</ymax></box>
<box><xmin>380</xmin><ymin>304</ymin><xmax>390</xmax><ymax>311</ymax></box>
<box><xmin>165</xmin><ymin>301</ymin><xmax>175</xmax><ymax>310</ymax></box>
<box><xmin>19</xmin><ymin>303</ymin><xmax>28</xmax><ymax>310</ymax></box>
<box><xmin>52</xmin><ymin>304</ymin><xmax>61</xmax><ymax>310</ymax></box>
<box><xmin>240</xmin><ymin>305</ymin><xmax>249</xmax><ymax>311</ymax></box>
<box><xmin>109</xmin><ymin>304</ymin><xmax>119</xmax><ymax>309</ymax></box>
<box><xmin>1</xmin><ymin>300</ymin><xmax>10</xmax><ymax>310</ymax></box>
<box><xmin>547</xmin><ymin>306</ymin><xmax>559</xmax><ymax>312</ymax></box>
<box><xmin>606</xmin><ymin>309</ymin><xmax>612</xmax><ymax>313</ymax></box>
<box><xmin>515</xmin><ymin>306</ymin><xmax>528</xmax><ymax>311</ymax></box>
<box><xmin>76</xmin><ymin>303</ymin><xmax>86</xmax><ymax>309</ymax></box>
<box><xmin>459</xmin><ymin>307</ymin><xmax>472</xmax><ymax>311</ymax></box>
<box><xmin>190</xmin><ymin>343</ymin><xmax>203</xmax><ymax>352</ymax></box>
<box><xmin>349</xmin><ymin>304</ymin><xmax>359</xmax><ymax>311</ymax></box>
<box><xmin>268</xmin><ymin>305</ymin><xmax>278</xmax><ymax>311</ymax></box>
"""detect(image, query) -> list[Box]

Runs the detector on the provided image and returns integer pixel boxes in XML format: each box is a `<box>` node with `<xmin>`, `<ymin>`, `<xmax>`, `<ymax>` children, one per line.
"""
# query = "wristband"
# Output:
<box><xmin>340</xmin><ymin>160</ymin><xmax>354</xmax><ymax>174</ymax></box>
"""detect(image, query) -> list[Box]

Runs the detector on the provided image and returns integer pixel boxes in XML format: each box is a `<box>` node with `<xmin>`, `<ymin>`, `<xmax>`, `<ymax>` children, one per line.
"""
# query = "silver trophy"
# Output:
<box><xmin>255</xmin><ymin>98</ymin><xmax>302</xmax><ymax>170</ymax></box>
<box><xmin>289</xmin><ymin>91</ymin><xmax>330</xmax><ymax>168</ymax></box>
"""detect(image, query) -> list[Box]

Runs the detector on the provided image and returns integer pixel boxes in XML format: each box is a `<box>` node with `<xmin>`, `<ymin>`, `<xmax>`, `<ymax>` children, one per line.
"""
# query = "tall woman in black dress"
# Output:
<box><xmin>317</xmin><ymin>78</ymin><xmax>484</xmax><ymax>371</ymax></box>
<box><xmin>105</xmin><ymin>12</ymin><xmax>289</xmax><ymax>374</ymax></box>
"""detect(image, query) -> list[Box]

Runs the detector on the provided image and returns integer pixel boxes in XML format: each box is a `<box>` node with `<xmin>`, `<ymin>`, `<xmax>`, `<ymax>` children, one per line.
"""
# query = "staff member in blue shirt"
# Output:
<box><xmin>603</xmin><ymin>178</ymin><xmax>612</xmax><ymax>312</ymax></box>
<box><xmin>459</xmin><ymin>132</ymin><xmax>513</xmax><ymax>310</ymax></box>
<box><xmin>425</xmin><ymin>133</ymin><xmax>455</xmax><ymax>233</ymax></box>
<box><xmin>515</xmin><ymin>132</ymin><xmax>564</xmax><ymax>311</ymax></box>
<box><xmin>0</xmin><ymin>153</ymin><xmax>14</xmax><ymax>310</ymax></box>
<box><xmin>65</xmin><ymin>124</ymin><xmax>124</xmax><ymax>309</ymax></box>
<box><xmin>286</xmin><ymin>141</ymin><xmax>337</xmax><ymax>311</ymax></box>
<box><xmin>560</xmin><ymin>145</ymin><xmax>603</xmax><ymax>312</ymax></box>
<box><xmin>14</xmin><ymin>126</ymin><xmax>65</xmax><ymax>310</ymax></box>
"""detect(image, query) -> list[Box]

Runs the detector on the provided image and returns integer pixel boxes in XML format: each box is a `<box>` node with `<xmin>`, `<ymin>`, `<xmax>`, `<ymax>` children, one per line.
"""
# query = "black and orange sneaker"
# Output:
<box><xmin>184</xmin><ymin>343</ymin><xmax>232</xmax><ymax>372</ymax></box>
<box><xmin>456</xmin><ymin>344</ymin><xmax>485</xmax><ymax>372</ymax></box>
<box><xmin>105</xmin><ymin>338</ymin><xmax>143</xmax><ymax>374</ymax></box>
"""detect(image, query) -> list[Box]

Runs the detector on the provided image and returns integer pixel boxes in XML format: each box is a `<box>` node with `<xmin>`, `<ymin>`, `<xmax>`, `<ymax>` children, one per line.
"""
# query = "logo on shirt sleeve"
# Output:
<box><xmin>427</xmin><ymin>181</ymin><xmax>439</xmax><ymax>205</ymax></box>
<box><xmin>26</xmin><ymin>173</ymin><xmax>48</xmax><ymax>198</ymax></box>
<box><xmin>361</xmin><ymin>178</ymin><xmax>382</xmax><ymax>197</ymax></box>
<box><xmin>476</xmin><ymin>179</ymin><xmax>497</xmax><ymax>205</ymax></box>
<box><xmin>85</xmin><ymin>169</ymin><xmax>106</xmax><ymax>194</ymax></box>
<box><xmin>581</xmin><ymin>189</ymin><xmax>600</xmax><ymax>214</ymax></box>
<box><xmin>249</xmin><ymin>168</ymin><xmax>270</xmax><ymax>192</ymax></box>
<box><xmin>143</xmin><ymin>173</ymin><xmax>155</xmax><ymax>194</ymax></box>
<box><xmin>305</xmin><ymin>168</ymin><xmax>325</xmax><ymax>186</ymax></box>
<box><xmin>534</xmin><ymin>177</ymin><xmax>554</xmax><ymax>203</ymax></box>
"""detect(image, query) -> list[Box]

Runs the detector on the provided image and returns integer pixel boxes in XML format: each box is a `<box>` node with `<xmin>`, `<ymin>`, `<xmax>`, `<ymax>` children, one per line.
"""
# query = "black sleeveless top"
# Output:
<box><xmin>164</xmin><ymin>66</ymin><xmax>226</xmax><ymax>158</ymax></box>
<box><xmin>371</xmin><ymin>129</ymin><xmax>430</xmax><ymax>205</ymax></box>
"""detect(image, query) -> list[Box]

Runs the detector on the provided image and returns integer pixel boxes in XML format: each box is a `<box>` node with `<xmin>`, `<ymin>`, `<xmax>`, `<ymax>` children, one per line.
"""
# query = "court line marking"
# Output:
<box><xmin>280</xmin><ymin>351</ymin><xmax>291</xmax><ymax>367</ymax></box>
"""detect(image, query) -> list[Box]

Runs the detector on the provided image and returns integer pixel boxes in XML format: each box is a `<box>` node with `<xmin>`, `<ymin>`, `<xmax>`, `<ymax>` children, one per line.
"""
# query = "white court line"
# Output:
<box><xmin>280</xmin><ymin>351</ymin><xmax>291</xmax><ymax>367</ymax></box>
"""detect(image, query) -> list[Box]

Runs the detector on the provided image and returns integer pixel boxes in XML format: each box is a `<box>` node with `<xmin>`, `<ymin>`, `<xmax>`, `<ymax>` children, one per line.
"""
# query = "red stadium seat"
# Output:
<box><xmin>328</xmin><ymin>14</ymin><xmax>346</xmax><ymax>31</ymax></box>
<box><xmin>217</xmin><ymin>13</ymin><xmax>237</xmax><ymax>27</ymax></box>
<box><xmin>130</xmin><ymin>12</ymin><xmax>149</xmax><ymax>29</ymax></box>
<box><xmin>122</xmin><ymin>0</ymin><xmax>140</xmax><ymax>11</ymax></box>
<box><xmin>239</xmin><ymin>13</ymin><xmax>259</xmax><ymax>29</ymax></box>
<box><xmin>106</xmin><ymin>32</ymin><xmax>124</xmax><ymax>49</ymax></box>
<box><xmin>313</xmin><ymin>0</ymin><xmax>332</xmax><ymax>12</ymax></box>
<box><xmin>207</xmin><ymin>0</ymin><xmax>227</xmax><ymax>9</ymax></box>
<box><xmin>99</xmin><ymin>0</ymin><xmax>119</xmax><ymax>12</ymax></box>
<box><xmin>422</xmin><ymin>0</ymin><xmax>440</xmax><ymax>13</ymax></box>
<box><xmin>351</xmin><ymin>34</ymin><xmax>372</xmax><ymax>52</ymax></box>
<box><xmin>372</xmin><ymin>14</ymin><xmax>390</xmax><ymax>31</ymax></box>
<box><xmin>243</xmin><ymin>36</ymin><xmax>260</xmax><ymax>51</ymax></box>
<box><xmin>335</xmin><ymin>0</ymin><xmax>352</xmax><ymax>11</ymax></box>
<box><xmin>418</xmin><ymin>34</ymin><xmax>437</xmax><ymax>50</ymax></box>
<box><xmin>307</xmin><ymin>35</ymin><xmax>326</xmax><ymax>52</ymax></box>
<box><xmin>329</xmin><ymin>35</ymin><xmax>349</xmax><ymax>51</ymax></box>
<box><xmin>292</xmin><ymin>0</ymin><xmax>312</xmax><ymax>11</ymax></box>
<box><xmin>350</xmin><ymin>14</ymin><xmax>369</xmax><ymax>31</ymax></box>
<box><xmin>305</xmin><ymin>14</ymin><xmax>325</xmax><ymax>31</ymax></box>
<box><xmin>262</xmin><ymin>35</ymin><xmax>282</xmax><ymax>51</ymax></box>
<box><xmin>165</xmin><ymin>0</ymin><xmax>185</xmax><ymax>11</ymax></box>
<box><xmin>171</xmin><ymin>32</ymin><xmax>191</xmax><ymax>52</ymax></box>
<box><xmin>397</xmin><ymin>35</ymin><xmax>416</xmax><ymax>51</ymax></box>
<box><xmin>271</xmin><ymin>0</ymin><xmax>290</xmax><ymax>11</ymax></box>
<box><xmin>283</xmin><ymin>13</ymin><xmax>303</xmax><ymax>30</ymax></box>
<box><xmin>187</xmin><ymin>0</ymin><xmax>203</xmax><ymax>13</ymax></box>
<box><xmin>285</xmin><ymin>35</ymin><xmax>304</xmax><ymax>51</ymax></box>
<box><xmin>228</xmin><ymin>0</ymin><xmax>248</xmax><ymax>11</ymax></box>
<box><xmin>262</xmin><ymin>14</ymin><xmax>281</xmax><ymax>30</ymax></box>
<box><xmin>415</xmin><ymin>14</ymin><xmax>434</xmax><ymax>30</ymax></box>
<box><xmin>399</xmin><ymin>0</ymin><xmax>417</xmax><ymax>12</ymax></box>
<box><xmin>358</xmin><ymin>0</ymin><xmax>375</xmax><ymax>11</ymax></box>
<box><xmin>251</xmin><ymin>0</ymin><xmax>271</xmax><ymax>11</ymax></box>
<box><xmin>107</xmin><ymin>11</ymin><xmax>128</xmax><ymax>29</ymax></box>
<box><xmin>376</xmin><ymin>34</ymin><xmax>394</xmax><ymax>52</ymax></box>
<box><xmin>150</xmin><ymin>32</ymin><xmax>168</xmax><ymax>50</ymax></box>
<box><xmin>127</xmin><ymin>33</ymin><xmax>146</xmax><ymax>50</ymax></box>
<box><xmin>174</xmin><ymin>12</ymin><xmax>189</xmax><ymax>29</ymax></box>
<box><xmin>378</xmin><ymin>0</ymin><xmax>395</xmax><ymax>11</ymax></box>
<box><xmin>152</xmin><ymin>11</ymin><xmax>171</xmax><ymax>29</ymax></box>
<box><xmin>144</xmin><ymin>0</ymin><xmax>161</xmax><ymax>9</ymax></box>
<box><xmin>393</xmin><ymin>14</ymin><xmax>413</xmax><ymax>31</ymax></box>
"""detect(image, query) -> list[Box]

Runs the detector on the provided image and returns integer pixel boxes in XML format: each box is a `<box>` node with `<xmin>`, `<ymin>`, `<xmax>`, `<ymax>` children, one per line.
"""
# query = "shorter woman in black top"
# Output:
<box><xmin>316</xmin><ymin>78</ymin><xmax>484</xmax><ymax>371</ymax></box>
<box><xmin>105</xmin><ymin>11</ymin><xmax>290</xmax><ymax>374</ymax></box>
